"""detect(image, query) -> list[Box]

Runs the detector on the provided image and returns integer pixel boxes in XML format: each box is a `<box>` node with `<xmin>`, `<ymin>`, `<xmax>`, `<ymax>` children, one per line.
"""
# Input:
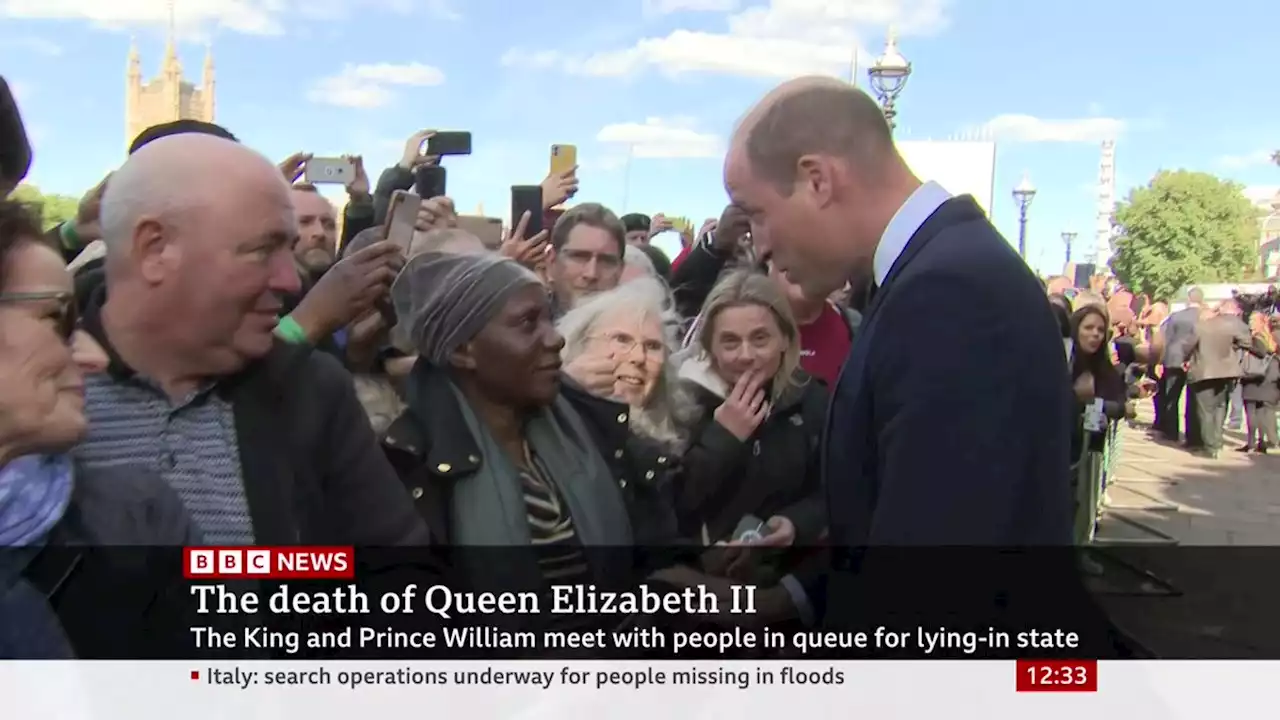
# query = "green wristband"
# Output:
<box><xmin>59</xmin><ymin>222</ymin><xmax>81</xmax><ymax>250</ymax></box>
<box><xmin>274</xmin><ymin>315</ymin><xmax>310</xmax><ymax>345</ymax></box>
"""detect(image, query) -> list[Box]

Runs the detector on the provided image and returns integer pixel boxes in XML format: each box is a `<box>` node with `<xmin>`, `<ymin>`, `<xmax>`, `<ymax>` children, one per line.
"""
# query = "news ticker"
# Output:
<box><xmin>183</xmin><ymin>659</ymin><xmax>1098</xmax><ymax>692</ymax></box>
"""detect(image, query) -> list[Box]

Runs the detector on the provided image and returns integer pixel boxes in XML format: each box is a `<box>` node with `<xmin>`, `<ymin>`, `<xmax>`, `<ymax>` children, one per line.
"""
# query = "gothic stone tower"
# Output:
<box><xmin>124</xmin><ymin>33</ymin><xmax>215</xmax><ymax>150</ymax></box>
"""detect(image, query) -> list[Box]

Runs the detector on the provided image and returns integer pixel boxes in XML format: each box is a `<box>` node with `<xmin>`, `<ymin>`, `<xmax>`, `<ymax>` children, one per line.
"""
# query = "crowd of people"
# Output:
<box><xmin>2</xmin><ymin>75</ymin><xmax>1163</xmax><ymax>659</ymax></box>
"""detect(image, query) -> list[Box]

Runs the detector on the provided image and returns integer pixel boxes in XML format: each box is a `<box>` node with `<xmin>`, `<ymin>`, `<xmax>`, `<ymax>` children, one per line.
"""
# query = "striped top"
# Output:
<box><xmin>519</xmin><ymin>443</ymin><xmax>590</xmax><ymax>584</ymax></box>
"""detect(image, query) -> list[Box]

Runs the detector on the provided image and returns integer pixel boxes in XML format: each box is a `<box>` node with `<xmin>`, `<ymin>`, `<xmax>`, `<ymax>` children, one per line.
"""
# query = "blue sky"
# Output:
<box><xmin>2</xmin><ymin>0</ymin><xmax>1277</xmax><ymax>274</ymax></box>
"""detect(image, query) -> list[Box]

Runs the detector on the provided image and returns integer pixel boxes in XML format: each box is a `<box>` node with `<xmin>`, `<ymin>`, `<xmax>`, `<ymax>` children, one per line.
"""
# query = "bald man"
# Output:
<box><xmin>75</xmin><ymin>133</ymin><xmax>427</xmax><ymax>547</ymax></box>
<box><xmin>725</xmin><ymin>79</ymin><xmax>1094</xmax><ymax>639</ymax></box>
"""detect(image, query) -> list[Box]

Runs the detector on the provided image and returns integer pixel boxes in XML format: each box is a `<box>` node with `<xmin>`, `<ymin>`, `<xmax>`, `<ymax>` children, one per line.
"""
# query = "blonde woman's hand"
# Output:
<box><xmin>713</xmin><ymin>369</ymin><xmax>770</xmax><ymax>441</ymax></box>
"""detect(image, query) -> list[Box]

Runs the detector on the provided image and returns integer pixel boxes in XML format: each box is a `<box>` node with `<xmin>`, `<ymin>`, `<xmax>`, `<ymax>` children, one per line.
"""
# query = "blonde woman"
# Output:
<box><xmin>675</xmin><ymin>269</ymin><xmax>827</xmax><ymax>555</ymax></box>
<box><xmin>1238</xmin><ymin>311</ymin><xmax>1278</xmax><ymax>453</ymax></box>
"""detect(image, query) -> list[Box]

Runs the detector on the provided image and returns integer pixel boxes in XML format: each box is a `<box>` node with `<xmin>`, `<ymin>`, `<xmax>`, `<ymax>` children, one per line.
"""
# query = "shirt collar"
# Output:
<box><xmin>872</xmin><ymin>181</ymin><xmax>953</xmax><ymax>287</ymax></box>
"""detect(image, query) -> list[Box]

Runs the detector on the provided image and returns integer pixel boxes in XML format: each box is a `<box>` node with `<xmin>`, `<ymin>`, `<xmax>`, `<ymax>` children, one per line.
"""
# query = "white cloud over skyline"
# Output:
<box><xmin>307</xmin><ymin>62</ymin><xmax>444</xmax><ymax>108</ymax></box>
<box><xmin>595</xmin><ymin>116</ymin><xmax>723</xmax><ymax>159</ymax></box>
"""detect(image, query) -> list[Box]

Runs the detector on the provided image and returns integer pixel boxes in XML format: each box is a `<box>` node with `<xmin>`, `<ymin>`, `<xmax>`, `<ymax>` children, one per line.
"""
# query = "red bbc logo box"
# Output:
<box><xmin>184</xmin><ymin>547</ymin><xmax>355</xmax><ymax>580</ymax></box>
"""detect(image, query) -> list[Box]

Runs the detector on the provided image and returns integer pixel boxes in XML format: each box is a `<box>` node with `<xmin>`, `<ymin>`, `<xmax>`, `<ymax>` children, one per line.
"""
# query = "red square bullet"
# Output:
<box><xmin>190</xmin><ymin>671</ymin><xmax>199</xmax><ymax>680</ymax></box>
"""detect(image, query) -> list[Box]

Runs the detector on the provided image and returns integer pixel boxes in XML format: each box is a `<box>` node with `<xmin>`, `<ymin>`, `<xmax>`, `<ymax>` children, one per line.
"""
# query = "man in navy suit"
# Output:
<box><xmin>723</xmin><ymin>78</ymin><xmax>1106</xmax><ymax>652</ymax></box>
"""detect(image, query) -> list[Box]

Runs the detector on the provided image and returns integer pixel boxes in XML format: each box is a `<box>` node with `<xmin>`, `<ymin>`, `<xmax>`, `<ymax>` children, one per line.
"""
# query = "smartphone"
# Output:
<box><xmin>732</xmin><ymin>515</ymin><xmax>766</xmax><ymax>543</ymax></box>
<box><xmin>425</xmin><ymin>131</ymin><xmax>472</xmax><ymax>157</ymax></box>
<box><xmin>414</xmin><ymin>165</ymin><xmax>447</xmax><ymax>199</ymax></box>
<box><xmin>457</xmin><ymin>215</ymin><xmax>504</xmax><ymax>249</ymax></box>
<box><xmin>303</xmin><ymin>156</ymin><xmax>354</xmax><ymax>184</ymax></box>
<box><xmin>384</xmin><ymin>190</ymin><xmax>422</xmax><ymax>251</ymax></box>
<box><xmin>510</xmin><ymin>185</ymin><xmax>544</xmax><ymax>238</ymax></box>
<box><xmin>0</xmin><ymin>77</ymin><xmax>32</xmax><ymax>191</ymax></box>
<box><xmin>549</xmin><ymin>144</ymin><xmax>577</xmax><ymax>176</ymax></box>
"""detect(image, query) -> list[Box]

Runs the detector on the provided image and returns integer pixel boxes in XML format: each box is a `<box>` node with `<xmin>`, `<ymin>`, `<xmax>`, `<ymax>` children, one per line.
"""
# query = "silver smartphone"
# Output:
<box><xmin>732</xmin><ymin>515</ymin><xmax>766</xmax><ymax>543</ymax></box>
<box><xmin>304</xmin><ymin>156</ymin><xmax>354</xmax><ymax>184</ymax></box>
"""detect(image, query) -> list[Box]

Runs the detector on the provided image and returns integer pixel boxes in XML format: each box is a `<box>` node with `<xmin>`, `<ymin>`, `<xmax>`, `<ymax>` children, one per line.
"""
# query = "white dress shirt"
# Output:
<box><xmin>872</xmin><ymin>181</ymin><xmax>953</xmax><ymax>287</ymax></box>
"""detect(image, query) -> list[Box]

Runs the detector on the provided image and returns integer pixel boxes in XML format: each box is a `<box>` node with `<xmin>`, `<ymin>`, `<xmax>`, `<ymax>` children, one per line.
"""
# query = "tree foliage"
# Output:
<box><xmin>1109</xmin><ymin>170</ymin><xmax>1258</xmax><ymax>301</ymax></box>
<box><xmin>8</xmin><ymin>183</ymin><xmax>78</xmax><ymax>230</ymax></box>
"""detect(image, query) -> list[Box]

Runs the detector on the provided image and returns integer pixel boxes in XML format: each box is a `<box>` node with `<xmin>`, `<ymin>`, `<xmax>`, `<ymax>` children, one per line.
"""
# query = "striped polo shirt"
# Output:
<box><xmin>75</xmin><ymin>372</ymin><xmax>255</xmax><ymax>545</ymax></box>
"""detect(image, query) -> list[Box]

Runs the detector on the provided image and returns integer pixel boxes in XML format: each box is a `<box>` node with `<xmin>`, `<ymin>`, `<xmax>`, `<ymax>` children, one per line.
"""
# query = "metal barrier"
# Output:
<box><xmin>1074</xmin><ymin>419</ymin><xmax>1181</xmax><ymax>599</ymax></box>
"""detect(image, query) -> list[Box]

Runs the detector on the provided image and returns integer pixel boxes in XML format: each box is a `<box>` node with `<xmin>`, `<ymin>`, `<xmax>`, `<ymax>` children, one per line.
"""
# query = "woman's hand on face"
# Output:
<box><xmin>714</xmin><ymin>369</ymin><xmax>770</xmax><ymax>441</ymax></box>
<box><xmin>564</xmin><ymin>352</ymin><xmax>618</xmax><ymax>398</ymax></box>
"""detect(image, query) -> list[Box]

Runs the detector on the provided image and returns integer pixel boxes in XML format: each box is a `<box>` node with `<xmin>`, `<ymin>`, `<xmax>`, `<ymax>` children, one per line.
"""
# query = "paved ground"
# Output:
<box><xmin>1097</xmin><ymin>408</ymin><xmax>1280</xmax><ymax>545</ymax></box>
<box><xmin>1088</xmin><ymin>408</ymin><xmax>1280</xmax><ymax>657</ymax></box>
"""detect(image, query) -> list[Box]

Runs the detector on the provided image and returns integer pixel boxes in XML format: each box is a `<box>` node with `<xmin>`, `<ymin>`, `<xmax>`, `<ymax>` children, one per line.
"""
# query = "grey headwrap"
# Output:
<box><xmin>391</xmin><ymin>251</ymin><xmax>541</xmax><ymax>363</ymax></box>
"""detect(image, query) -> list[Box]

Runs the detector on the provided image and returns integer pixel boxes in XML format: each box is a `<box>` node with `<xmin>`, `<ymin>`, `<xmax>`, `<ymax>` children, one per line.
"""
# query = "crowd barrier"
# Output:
<box><xmin>1072</xmin><ymin>419</ymin><xmax>1181</xmax><ymax>608</ymax></box>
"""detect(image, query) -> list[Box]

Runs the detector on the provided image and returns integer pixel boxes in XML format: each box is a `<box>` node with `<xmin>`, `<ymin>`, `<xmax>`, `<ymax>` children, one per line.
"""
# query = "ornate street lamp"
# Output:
<box><xmin>1061</xmin><ymin>230</ymin><xmax>1077</xmax><ymax>269</ymax></box>
<box><xmin>1012</xmin><ymin>173</ymin><xmax>1037</xmax><ymax>259</ymax></box>
<box><xmin>867</xmin><ymin>28</ymin><xmax>911</xmax><ymax>133</ymax></box>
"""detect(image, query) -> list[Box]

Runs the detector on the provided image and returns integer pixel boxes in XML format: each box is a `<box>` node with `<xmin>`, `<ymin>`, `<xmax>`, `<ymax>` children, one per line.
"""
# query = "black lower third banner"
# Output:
<box><xmin>13</xmin><ymin>545</ymin><xmax>1280</xmax><ymax>660</ymax></box>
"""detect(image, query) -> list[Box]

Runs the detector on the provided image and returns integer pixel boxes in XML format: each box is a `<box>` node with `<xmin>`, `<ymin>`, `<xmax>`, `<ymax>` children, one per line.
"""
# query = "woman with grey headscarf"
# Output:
<box><xmin>381</xmin><ymin>251</ymin><xmax>681</xmax><ymax>610</ymax></box>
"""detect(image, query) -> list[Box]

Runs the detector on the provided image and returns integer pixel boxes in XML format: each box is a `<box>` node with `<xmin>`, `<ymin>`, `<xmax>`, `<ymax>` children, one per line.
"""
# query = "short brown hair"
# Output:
<box><xmin>550</xmin><ymin>202</ymin><xmax>625</xmax><ymax>255</ymax></box>
<box><xmin>745</xmin><ymin>83</ymin><xmax>892</xmax><ymax>195</ymax></box>
<box><xmin>291</xmin><ymin>182</ymin><xmax>320</xmax><ymax>193</ymax></box>
<box><xmin>0</xmin><ymin>199</ymin><xmax>45</xmax><ymax>289</ymax></box>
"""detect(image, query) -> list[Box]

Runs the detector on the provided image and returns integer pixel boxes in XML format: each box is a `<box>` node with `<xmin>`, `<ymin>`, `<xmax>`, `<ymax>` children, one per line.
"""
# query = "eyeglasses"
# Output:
<box><xmin>0</xmin><ymin>291</ymin><xmax>78</xmax><ymax>342</ymax></box>
<box><xmin>588</xmin><ymin>332</ymin><xmax>665</xmax><ymax>358</ymax></box>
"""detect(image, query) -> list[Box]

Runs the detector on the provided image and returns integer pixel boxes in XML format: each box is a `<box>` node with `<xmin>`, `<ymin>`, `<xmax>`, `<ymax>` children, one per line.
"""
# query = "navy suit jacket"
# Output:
<box><xmin>811</xmin><ymin>196</ymin><xmax>1108</xmax><ymax>654</ymax></box>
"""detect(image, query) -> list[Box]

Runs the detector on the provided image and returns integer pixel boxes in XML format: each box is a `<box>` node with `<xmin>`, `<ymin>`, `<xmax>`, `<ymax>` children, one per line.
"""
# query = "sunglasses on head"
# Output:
<box><xmin>0</xmin><ymin>291</ymin><xmax>78</xmax><ymax>341</ymax></box>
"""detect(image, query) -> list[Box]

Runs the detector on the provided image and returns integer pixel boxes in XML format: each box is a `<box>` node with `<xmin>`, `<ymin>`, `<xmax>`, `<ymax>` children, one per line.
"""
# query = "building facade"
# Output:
<box><xmin>125</xmin><ymin>37</ymin><xmax>215</xmax><ymax>150</ymax></box>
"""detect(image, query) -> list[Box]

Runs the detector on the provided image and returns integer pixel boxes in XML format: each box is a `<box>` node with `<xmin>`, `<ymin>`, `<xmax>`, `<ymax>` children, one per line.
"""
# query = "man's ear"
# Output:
<box><xmin>134</xmin><ymin>217</ymin><xmax>175</xmax><ymax>284</ymax></box>
<box><xmin>796</xmin><ymin>154</ymin><xmax>836</xmax><ymax>208</ymax></box>
<box><xmin>450</xmin><ymin>341</ymin><xmax>478</xmax><ymax>370</ymax></box>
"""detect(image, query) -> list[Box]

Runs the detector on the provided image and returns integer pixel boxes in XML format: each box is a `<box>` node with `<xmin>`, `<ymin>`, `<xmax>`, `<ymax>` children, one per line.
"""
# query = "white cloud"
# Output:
<box><xmin>1218</xmin><ymin>150</ymin><xmax>1275</xmax><ymax>170</ymax></box>
<box><xmin>596</xmin><ymin>117</ymin><xmax>723</xmax><ymax>158</ymax></box>
<box><xmin>307</xmin><ymin>62</ymin><xmax>444</xmax><ymax>108</ymax></box>
<box><xmin>503</xmin><ymin>0</ymin><xmax>949</xmax><ymax>80</ymax></box>
<box><xmin>0</xmin><ymin>0</ymin><xmax>458</xmax><ymax>35</ymax></box>
<box><xmin>643</xmin><ymin>0</ymin><xmax>740</xmax><ymax>14</ymax></box>
<box><xmin>967</xmin><ymin>114</ymin><xmax>1126</xmax><ymax>143</ymax></box>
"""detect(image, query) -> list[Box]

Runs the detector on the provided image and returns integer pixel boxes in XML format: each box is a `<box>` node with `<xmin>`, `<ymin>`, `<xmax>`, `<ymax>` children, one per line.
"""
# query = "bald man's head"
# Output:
<box><xmin>101</xmin><ymin>133</ymin><xmax>288</xmax><ymax>260</ymax></box>
<box><xmin>723</xmin><ymin>76</ymin><xmax>917</xmax><ymax>300</ymax></box>
<box><xmin>736</xmin><ymin>77</ymin><xmax>895</xmax><ymax>193</ymax></box>
<box><xmin>97</xmin><ymin>132</ymin><xmax>303</xmax><ymax>379</ymax></box>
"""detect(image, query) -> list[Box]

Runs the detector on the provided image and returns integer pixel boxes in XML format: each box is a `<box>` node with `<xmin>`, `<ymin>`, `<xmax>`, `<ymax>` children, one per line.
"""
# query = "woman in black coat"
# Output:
<box><xmin>675</xmin><ymin>270</ymin><xmax>826</xmax><ymax>607</ymax></box>
<box><xmin>380</xmin><ymin>252</ymin><xmax>680</xmax><ymax>621</ymax></box>
<box><xmin>1237</xmin><ymin>312</ymin><xmax>1279</xmax><ymax>453</ymax></box>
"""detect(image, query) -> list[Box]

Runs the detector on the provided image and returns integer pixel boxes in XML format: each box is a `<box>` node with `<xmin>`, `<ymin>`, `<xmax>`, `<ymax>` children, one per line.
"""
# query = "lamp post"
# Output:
<box><xmin>1012</xmin><ymin>173</ymin><xmax>1037</xmax><ymax>259</ymax></box>
<box><xmin>1061</xmin><ymin>230</ymin><xmax>1077</xmax><ymax>270</ymax></box>
<box><xmin>867</xmin><ymin>28</ymin><xmax>911</xmax><ymax>133</ymax></box>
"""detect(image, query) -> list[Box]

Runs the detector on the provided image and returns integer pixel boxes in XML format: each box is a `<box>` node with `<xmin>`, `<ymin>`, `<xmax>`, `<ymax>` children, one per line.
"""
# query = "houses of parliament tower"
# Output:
<box><xmin>124</xmin><ymin>30</ymin><xmax>215</xmax><ymax>149</ymax></box>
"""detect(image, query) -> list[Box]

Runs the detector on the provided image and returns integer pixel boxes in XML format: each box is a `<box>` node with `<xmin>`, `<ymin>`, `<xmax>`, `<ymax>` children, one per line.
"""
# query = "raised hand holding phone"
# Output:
<box><xmin>278</xmin><ymin>152</ymin><xmax>312</xmax><ymax>183</ymax></box>
<box><xmin>499</xmin><ymin>210</ymin><xmax>549</xmax><ymax>268</ymax></box>
<box><xmin>414</xmin><ymin>196</ymin><xmax>457</xmax><ymax>232</ymax></box>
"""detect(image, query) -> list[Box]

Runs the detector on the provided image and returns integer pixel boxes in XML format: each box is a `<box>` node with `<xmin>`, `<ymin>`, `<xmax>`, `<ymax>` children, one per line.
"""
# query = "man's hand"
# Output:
<box><xmin>71</xmin><ymin>173</ymin><xmax>112</xmax><ymax>245</ymax></box>
<box><xmin>288</xmin><ymin>241</ymin><xmax>404</xmax><ymax>342</ymax></box>
<box><xmin>344</xmin><ymin>155</ymin><xmax>370</xmax><ymax>199</ymax></box>
<box><xmin>278</xmin><ymin>152</ymin><xmax>311</xmax><ymax>183</ymax></box>
<box><xmin>715</xmin><ymin>204</ymin><xmax>750</xmax><ymax>252</ymax></box>
<box><xmin>499</xmin><ymin>211</ymin><xmax>549</xmax><ymax>269</ymax></box>
<box><xmin>540</xmin><ymin>166</ymin><xmax>579</xmax><ymax>209</ymax></box>
<box><xmin>713</xmin><ymin>369</ymin><xmax>769</xmax><ymax>441</ymax></box>
<box><xmin>415</xmin><ymin>196</ymin><xmax>458</xmax><ymax>231</ymax></box>
<box><xmin>399</xmin><ymin>129</ymin><xmax>439</xmax><ymax>171</ymax></box>
<box><xmin>647</xmin><ymin>213</ymin><xmax>674</xmax><ymax>239</ymax></box>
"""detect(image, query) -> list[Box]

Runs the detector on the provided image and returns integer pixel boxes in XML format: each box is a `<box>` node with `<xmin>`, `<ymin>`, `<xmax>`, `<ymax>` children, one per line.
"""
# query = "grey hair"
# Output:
<box><xmin>623</xmin><ymin>243</ymin><xmax>656</xmax><ymax>277</ymax></box>
<box><xmin>556</xmin><ymin>276</ymin><xmax>696</xmax><ymax>451</ymax></box>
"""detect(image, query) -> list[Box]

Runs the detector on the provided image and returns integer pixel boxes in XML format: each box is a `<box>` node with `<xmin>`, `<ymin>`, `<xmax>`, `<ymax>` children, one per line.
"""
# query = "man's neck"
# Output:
<box><xmin>100</xmin><ymin>291</ymin><xmax>204</xmax><ymax>400</ymax></box>
<box><xmin>792</xmin><ymin>299</ymin><xmax>826</xmax><ymax>326</ymax></box>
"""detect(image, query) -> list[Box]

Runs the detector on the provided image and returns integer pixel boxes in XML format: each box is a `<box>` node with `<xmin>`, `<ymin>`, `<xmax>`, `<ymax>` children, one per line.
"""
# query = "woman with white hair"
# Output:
<box><xmin>559</xmin><ymin>277</ymin><xmax>695</xmax><ymax>456</ymax></box>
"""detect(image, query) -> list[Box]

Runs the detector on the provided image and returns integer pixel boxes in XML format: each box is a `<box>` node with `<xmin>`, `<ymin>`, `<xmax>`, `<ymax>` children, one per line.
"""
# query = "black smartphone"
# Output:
<box><xmin>0</xmin><ymin>77</ymin><xmax>32</xmax><ymax>193</ymax></box>
<box><xmin>425</xmin><ymin>131</ymin><xmax>472</xmax><ymax>157</ymax></box>
<box><xmin>510</xmin><ymin>185</ymin><xmax>544</xmax><ymax>238</ymax></box>
<box><xmin>414</xmin><ymin>165</ymin><xmax>446</xmax><ymax>199</ymax></box>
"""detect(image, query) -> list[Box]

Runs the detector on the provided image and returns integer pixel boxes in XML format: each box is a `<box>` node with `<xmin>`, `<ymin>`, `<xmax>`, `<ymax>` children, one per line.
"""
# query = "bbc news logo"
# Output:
<box><xmin>184</xmin><ymin>547</ymin><xmax>355</xmax><ymax>579</ymax></box>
